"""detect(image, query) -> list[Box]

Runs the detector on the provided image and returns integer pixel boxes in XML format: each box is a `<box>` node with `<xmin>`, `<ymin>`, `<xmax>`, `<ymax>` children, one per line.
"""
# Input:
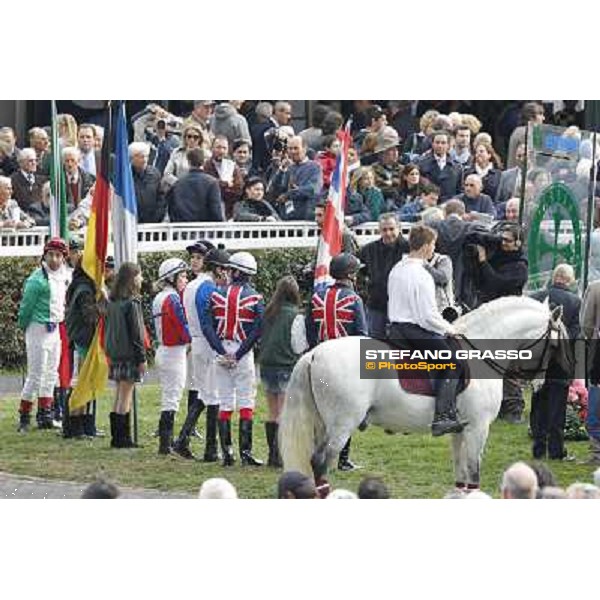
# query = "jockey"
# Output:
<box><xmin>17</xmin><ymin>238</ymin><xmax>70</xmax><ymax>432</ymax></box>
<box><xmin>387</xmin><ymin>224</ymin><xmax>466</xmax><ymax>437</ymax></box>
<box><xmin>201</xmin><ymin>251</ymin><xmax>265</xmax><ymax>467</ymax></box>
<box><xmin>152</xmin><ymin>258</ymin><xmax>191</xmax><ymax>455</ymax></box>
<box><xmin>173</xmin><ymin>245</ymin><xmax>231</xmax><ymax>461</ymax></box>
<box><xmin>306</xmin><ymin>252</ymin><xmax>368</xmax><ymax>471</ymax></box>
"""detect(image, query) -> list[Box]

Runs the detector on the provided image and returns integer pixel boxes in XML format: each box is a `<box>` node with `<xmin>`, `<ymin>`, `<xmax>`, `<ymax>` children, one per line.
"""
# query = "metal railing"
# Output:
<box><xmin>0</xmin><ymin>221</ymin><xmax>411</xmax><ymax>257</ymax></box>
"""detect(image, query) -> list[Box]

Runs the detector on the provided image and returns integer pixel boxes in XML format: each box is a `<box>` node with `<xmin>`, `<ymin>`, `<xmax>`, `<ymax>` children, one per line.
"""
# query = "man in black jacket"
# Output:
<box><xmin>530</xmin><ymin>264</ymin><xmax>580</xmax><ymax>461</ymax></box>
<box><xmin>169</xmin><ymin>148</ymin><xmax>224</xmax><ymax>222</ymax></box>
<box><xmin>129</xmin><ymin>142</ymin><xmax>166</xmax><ymax>223</ymax></box>
<box><xmin>417</xmin><ymin>131</ymin><xmax>463</xmax><ymax>201</ymax></box>
<box><xmin>359</xmin><ymin>213</ymin><xmax>409</xmax><ymax>338</ymax></box>
<box><xmin>475</xmin><ymin>223</ymin><xmax>529</xmax><ymax>422</ymax></box>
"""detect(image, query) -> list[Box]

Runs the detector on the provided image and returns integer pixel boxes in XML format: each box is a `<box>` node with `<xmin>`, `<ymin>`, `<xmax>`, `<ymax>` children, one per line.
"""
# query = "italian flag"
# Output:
<box><xmin>49</xmin><ymin>100</ymin><xmax>68</xmax><ymax>240</ymax></box>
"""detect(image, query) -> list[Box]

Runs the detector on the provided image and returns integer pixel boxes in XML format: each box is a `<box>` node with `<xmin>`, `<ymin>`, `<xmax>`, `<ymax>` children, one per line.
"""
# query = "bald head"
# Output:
<box><xmin>288</xmin><ymin>136</ymin><xmax>306</xmax><ymax>164</ymax></box>
<box><xmin>501</xmin><ymin>462</ymin><xmax>538</xmax><ymax>499</ymax></box>
<box><xmin>464</xmin><ymin>174</ymin><xmax>482</xmax><ymax>197</ymax></box>
<box><xmin>505</xmin><ymin>197</ymin><xmax>520</xmax><ymax>222</ymax></box>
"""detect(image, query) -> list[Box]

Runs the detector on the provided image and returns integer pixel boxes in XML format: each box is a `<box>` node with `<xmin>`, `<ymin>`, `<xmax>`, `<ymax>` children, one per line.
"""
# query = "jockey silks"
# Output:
<box><xmin>152</xmin><ymin>288</ymin><xmax>191</xmax><ymax>347</ymax></box>
<box><xmin>306</xmin><ymin>282</ymin><xmax>368</xmax><ymax>348</ymax></box>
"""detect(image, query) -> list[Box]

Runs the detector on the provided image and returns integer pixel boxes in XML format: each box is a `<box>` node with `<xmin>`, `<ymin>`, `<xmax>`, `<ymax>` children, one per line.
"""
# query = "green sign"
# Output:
<box><xmin>527</xmin><ymin>182</ymin><xmax>582</xmax><ymax>290</ymax></box>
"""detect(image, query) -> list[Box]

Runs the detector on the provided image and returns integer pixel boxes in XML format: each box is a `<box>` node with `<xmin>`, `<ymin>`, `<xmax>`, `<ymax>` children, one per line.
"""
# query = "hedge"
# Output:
<box><xmin>0</xmin><ymin>247</ymin><xmax>316</xmax><ymax>370</ymax></box>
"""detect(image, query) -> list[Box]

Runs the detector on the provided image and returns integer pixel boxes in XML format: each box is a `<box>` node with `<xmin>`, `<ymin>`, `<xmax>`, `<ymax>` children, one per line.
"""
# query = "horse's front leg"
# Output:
<box><xmin>451</xmin><ymin>432</ymin><xmax>468</xmax><ymax>490</ymax></box>
<box><xmin>463</xmin><ymin>424</ymin><xmax>491</xmax><ymax>491</ymax></box>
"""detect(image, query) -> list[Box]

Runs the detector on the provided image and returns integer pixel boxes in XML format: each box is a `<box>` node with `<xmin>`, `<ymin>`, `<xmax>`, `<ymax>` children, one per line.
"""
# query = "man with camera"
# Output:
<box><xmin>472</xmin><ymin>222</ymin><xmax>528</xmax><ymax>423</ymax></box>
<box><xmin>267</xmin><ymin>136</ymin><xmax>323</xmax><ymax>221</ymax></box>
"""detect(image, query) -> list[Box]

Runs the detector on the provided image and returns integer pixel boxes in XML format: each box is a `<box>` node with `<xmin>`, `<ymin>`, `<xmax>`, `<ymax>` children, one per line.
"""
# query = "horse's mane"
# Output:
<box><xmin>455</xmin><ymin>295</ymin><xmax>550</xmax><ymax>338</ymax></box>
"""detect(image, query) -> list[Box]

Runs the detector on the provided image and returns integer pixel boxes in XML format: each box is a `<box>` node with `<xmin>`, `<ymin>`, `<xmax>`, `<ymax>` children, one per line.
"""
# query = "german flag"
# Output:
<box><xmin>69</xmin><ymin>103</ymin><xmax>112</xmax><ymax>411</ymax></box>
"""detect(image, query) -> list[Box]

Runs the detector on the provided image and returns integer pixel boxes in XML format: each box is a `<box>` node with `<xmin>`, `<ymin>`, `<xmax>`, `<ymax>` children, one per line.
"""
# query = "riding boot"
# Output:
<box><xmin>173</xmin><ymin>397</ymin><xmax>206</xmax><ymax>459</ymax></box>
<box><xmin>69</xmin><ymin>415</ymin><xmax>85</xmax><ymax>439</ymax></box>
<box><xmin>431</xmin><ymin>378</ymin><xmax>467</xmax><ymax>437</ymax></box>
<box><xmin>121</xmin><ymin>412</ymin><xmax>137</xmax><ymax>449</ymax></box>
<box><xmin>239</xmin><ymin>419</ymin><xmax>263</xmax><ymax>466</ymax></box>
<box><xmin>18</xmin><ymin>403</ymin><xmax>32</xmax><ymax>433</ymax></box>
<box><xmin>203</xmin><ymin>405</ymin><xmax>220</xmax><ymax>462</ymax></box>
<box><xmin>265</xmin><ymin>421</ymin><xmax>283</xmax><ymax>468</ymax></box>
<box><xmin>218</xmin><ymin>419</ymin><xmax>235</xmax><ymax>466</ymax></box>
<box><xmin>187</xmin><ymin>390</ymin><xmax>203</xmax><ymax>439</ymax></box>
<box><xmin>109</xmin><ymin>412</ymin><xmax>118</xmax><ymax>448</ymax></box>
<box><xmin>158</xmin><ymin>411</ymin><xmax>176</xmax><ymax>455</ymax></box>
<box><xmin>338</xmin><ymin>438</ymin><xmax>360</xmax><ymax>471</ymax></box>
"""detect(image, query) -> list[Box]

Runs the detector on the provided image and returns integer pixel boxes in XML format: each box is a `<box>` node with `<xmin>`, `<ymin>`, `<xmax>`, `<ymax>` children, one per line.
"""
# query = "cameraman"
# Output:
<box><xmin>473</xmin><ymin>223</ymin><xmax>528</xmax><ymax>306</ymax></box>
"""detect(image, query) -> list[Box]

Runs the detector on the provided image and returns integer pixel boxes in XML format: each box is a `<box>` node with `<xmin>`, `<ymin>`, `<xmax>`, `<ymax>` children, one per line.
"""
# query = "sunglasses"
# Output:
<box><xmin>186</xmin><ymin>134</ymin><xmax>201</xmax><ymax>140</ymax></box>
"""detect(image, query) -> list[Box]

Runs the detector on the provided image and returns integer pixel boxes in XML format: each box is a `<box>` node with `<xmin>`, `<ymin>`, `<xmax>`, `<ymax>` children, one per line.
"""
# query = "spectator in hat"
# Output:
<box><xmin>277</xmin><ymin>471</ymin><xmax>318</xmax><ymax>499</ymax></box>
<box><xmin>372</xmin><ymin>131</ymin><xmax>403</xmax><ymax>205</ymax></box>
<box><xmin>67</xmin><ymin>236</ymin><xmax>84</xmax><ymax>270</ymax></box>
<box><xmin>354</xmin><ymin>105</ymin><xmax>387</xmax><ymax>151</ymax></box>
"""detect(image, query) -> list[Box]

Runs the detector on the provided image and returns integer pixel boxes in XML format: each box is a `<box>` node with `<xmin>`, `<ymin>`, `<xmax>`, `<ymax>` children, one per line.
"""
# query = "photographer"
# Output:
<box><xmin>472</xmin><ymin>223</ymin><xmax>528</xmax><ymax>306</ymax></box>
<box><xmin>267</xmin><ymin>136</ymin><xmax>323</xmax><ymax>221</ymax></box>
<box><xmin>132</xmin><ymin>103</ymin><xmax>182</xmax><ymax>144</ymax></box>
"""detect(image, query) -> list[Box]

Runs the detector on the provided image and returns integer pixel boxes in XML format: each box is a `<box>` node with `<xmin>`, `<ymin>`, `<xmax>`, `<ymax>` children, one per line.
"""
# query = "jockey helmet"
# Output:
<box><xmin>205</xmin><ymin>248</ymin><xmax>231</xmax><ymax>267</ymax></box>
<box><xmin>186</xmin><ymin>240</ymin><xmax>214</xmax><ymax>256</ymax></box>
<box><xmin>329</xmin><ymin>253</ymin><xmax>363</xmax><ymax>280</ymax></box>
<box><xmin>228</xmin><ymin>251</ymin><xmax>257</xmax><ymax>275</ymax></box>
<box><xmin>43</xmin><ymin>237</ymin><xmax>68</xmax><ymax>257</ymax></box>
<box><xmin>158</xmin><ymin>258</ymin><xmax>188</xmax><ymax>284</ymax></box>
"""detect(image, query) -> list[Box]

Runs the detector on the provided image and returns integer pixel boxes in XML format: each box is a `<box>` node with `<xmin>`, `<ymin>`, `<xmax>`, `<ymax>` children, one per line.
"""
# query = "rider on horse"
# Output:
<box><xmin>387</xmin><ymin>224</ymin><xmax>467</xmax><ymax>437</ymax></box>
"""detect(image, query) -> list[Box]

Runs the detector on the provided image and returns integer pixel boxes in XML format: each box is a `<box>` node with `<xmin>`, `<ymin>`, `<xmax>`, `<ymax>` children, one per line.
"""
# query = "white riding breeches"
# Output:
<box><xmin>188</xmin><ymin>336</ymin><xmax>219</xmax><ymax>405</ymax></box>
<box><xmin>212</xmin><ymin>340</ymin><xmax>256</xmax><ymax>412</ymax></box>
<box><xmin>156</xmin><ymin>345</ymin><xmax>187</xmax><ymax>412</ymax></box>
<box><xmin>21</xmin><ymin>323</ymin><xmax>61</xmax><ymax>401</ymax></box>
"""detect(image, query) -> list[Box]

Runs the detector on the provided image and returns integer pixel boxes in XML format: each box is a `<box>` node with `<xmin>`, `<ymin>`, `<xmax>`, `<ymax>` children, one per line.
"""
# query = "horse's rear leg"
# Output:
<box><xmin>464</xmin><ymin>425</ymin><xmax>491</xmax><ymax>491</ymax></box>
<box><xmin>311</xmin><ymin>433</ymin><xmax>351</xmax><ymax>498</ymax></box>
<box><xmin>451</xmin><ymin>432</ymin><xmax>468</xmax><ymax>490</ymax></box>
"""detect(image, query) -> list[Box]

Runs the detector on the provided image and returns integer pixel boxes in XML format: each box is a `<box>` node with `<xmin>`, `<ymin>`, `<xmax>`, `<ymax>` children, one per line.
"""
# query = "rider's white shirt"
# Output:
<box><xmin>387</xmin><ymin>256</ymin><xmax>455</xmax><ymax>336</ymax></box>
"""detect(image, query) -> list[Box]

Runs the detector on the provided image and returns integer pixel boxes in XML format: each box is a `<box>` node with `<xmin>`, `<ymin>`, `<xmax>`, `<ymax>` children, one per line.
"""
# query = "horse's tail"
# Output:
<box><xmin>279</xmin><ymin>351</ymin><xmax>324</xmax><ymax>477</ymax></box>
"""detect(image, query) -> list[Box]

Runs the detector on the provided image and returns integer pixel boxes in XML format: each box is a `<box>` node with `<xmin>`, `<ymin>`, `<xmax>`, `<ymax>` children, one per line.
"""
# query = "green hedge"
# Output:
<box><xmin>0</xmin><ymin>248</ymin><xmax>315</xmax><ymax>370</ymax></box>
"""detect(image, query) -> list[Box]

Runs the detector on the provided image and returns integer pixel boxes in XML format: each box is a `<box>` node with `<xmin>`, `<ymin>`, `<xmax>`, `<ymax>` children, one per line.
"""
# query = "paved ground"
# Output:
<box><xmin>0</xmin><ymin>472</ymin><xmax>192</xmax><ymax>499</ymax></box>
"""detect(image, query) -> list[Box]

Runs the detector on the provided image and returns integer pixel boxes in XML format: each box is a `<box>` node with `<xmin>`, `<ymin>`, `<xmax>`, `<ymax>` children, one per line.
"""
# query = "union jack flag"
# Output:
<box><xmin>212</xmin><ymin>285</ymin><xmax>261</xmax><ymax>342</ymax></box>
<box><xmin>312</xmin><ymin>287</ymin><xmax>358</xmax><ymax>341</ymax></box>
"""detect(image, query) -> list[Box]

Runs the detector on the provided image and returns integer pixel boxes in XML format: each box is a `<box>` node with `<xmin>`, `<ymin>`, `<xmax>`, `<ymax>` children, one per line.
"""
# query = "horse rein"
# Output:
<box><xmin>457</xmin><ymin>319</ymin><xmax>556</xmax><ymax>381</ymax></box>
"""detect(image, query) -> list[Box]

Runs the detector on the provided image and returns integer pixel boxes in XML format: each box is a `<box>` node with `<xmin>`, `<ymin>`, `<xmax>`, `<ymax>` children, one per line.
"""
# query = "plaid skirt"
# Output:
<box><xmin>109</xmin><ymin>361</ymin><xmax>141</xmax><ymax>383</ymax></box>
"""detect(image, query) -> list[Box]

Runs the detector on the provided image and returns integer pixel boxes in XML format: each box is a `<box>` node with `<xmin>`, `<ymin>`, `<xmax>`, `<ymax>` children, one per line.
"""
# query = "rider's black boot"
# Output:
<box><xmin>431</xmin><ymin>378</ymin><xmax>467</xmax><ymax>437</ymax></box>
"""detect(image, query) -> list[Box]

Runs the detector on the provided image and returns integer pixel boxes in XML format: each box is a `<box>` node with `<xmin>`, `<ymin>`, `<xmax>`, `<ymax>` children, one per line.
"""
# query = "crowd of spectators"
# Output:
<box><xmin>1</xmin><ymin>100</ymin><xmax>592</xmax><ymax>236</ymax></box>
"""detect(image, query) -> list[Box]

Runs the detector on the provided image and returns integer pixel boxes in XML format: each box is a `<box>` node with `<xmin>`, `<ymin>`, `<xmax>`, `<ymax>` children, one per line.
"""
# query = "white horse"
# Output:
<box><xmin>279</xmin><ymin>296</ymin><xmax>569</xmax><ymax>491</ymax></box>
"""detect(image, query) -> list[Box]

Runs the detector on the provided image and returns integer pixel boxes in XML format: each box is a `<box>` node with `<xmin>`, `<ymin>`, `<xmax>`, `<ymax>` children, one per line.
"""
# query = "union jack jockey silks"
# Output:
<box><xmin>201</xmin><ymin>250</ymin><xmax>265</xmax><ymax>467</ymax></box>
<box><xmin>306</xmin><ymin>282</ymin><xmax>368</xmax><ymax>349</ymax></box>
<box><xmin>202</xmin><ymin>282</ymin><xmax>264</xmax><ymax>361</ymax></box>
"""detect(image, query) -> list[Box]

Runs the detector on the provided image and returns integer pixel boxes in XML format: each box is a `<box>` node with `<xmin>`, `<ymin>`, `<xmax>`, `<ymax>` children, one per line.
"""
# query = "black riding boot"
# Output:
<box><xmin>158</xmin><ymin>411</ymin><xmax>176</xmax><ymax>455</ymax></box>
<box><xmin>338</xmin><ymin>438</ymin><xmax>359</xmax><ymax>471</ymax></box>
<box><xmin>109</xmin><ymin>412</ymin><xmax>118</xmax><ymax>448</ymax></box>
<box><xmin>69</xmin><ymin>415</ymin><xmax>85</xmax><ymax>439</ymax></box>
<box><xmin>187</xmin><ymin>390</ymin><xmax>203</xmax><ymax>439</ymax></box>
<box><xmin>173</xmin><ymin>397</ymin><xmax>206</xmax><ymax>459</ymax></box>
<box><xmin>265</xmin><ymin>422</ymin><xmax>283</xmax><ymax>468</ymax></box>
<box><xmin>431</xmin><ymin>378</ymin><xmax>466</xmax><ymax>437</ymax></box>
<box><xmin>218</xmin><ymin>419</ymin><xmax>235</xmax><ymax>466</ymax></box>
<box><xmin>239</xmin><ymin>419</ymin><xmax>263</xmax><ymax>466</ymax></box>
<box><xmin>18</xmin><ymin>411</ymin><xmax>31</xmax><ymax>433</ymax></box>
<box><xmin>203</xmin><ymin>405</ymin><xmax>219</xmax><ymax>462</ymax></box>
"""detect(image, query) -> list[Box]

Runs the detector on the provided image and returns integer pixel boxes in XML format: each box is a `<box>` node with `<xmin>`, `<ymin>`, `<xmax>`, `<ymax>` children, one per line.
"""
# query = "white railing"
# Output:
<box><xmin>0</xmin><ymin>221</ymin><xmax>413</xmax><ymax>258</ymax></box>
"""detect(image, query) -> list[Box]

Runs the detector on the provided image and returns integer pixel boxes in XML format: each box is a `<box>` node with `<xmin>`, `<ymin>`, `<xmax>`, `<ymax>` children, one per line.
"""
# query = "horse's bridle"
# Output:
<box><xmin>457</xmin><ymin>318</ymin><xmax>557</xmax><ymax>381</ymax></box>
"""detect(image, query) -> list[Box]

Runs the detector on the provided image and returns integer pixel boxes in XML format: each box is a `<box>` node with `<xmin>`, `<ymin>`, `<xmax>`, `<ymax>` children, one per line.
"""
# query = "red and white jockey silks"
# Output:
<box><xmin>152</xmin><ymin>288</ymin><xmax>191</xmax><ymax>347</ymax></box>
<box><xmin>153</xmin><ymin>287</ymin><xmax>191</xmax><ymax>412</ymax></box>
